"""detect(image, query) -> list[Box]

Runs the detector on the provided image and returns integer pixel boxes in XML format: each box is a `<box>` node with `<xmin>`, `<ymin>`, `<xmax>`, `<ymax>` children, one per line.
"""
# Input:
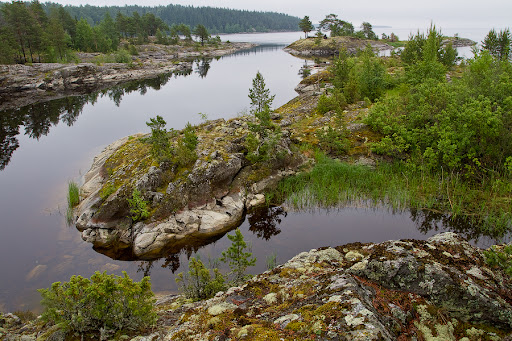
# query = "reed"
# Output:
<box><xmin>270</xmin><ymin>153</ymin><xmax>512</xmax><ymax>238</ymax></box>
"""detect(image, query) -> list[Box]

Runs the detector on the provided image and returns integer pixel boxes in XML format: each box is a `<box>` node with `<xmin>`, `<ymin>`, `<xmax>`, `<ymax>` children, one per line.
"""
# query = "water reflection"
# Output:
<box><xmin>409</xmin><ymin>208</ymin><xmax>491</xmax><ymax>243</ymax></box>
<box><xmin>248</xmin><ymin>205</ymin><xmax>286</xmax><ymax>240</ymax></box>
<box><xmin>195</xmin><ymin>58</ymin><xmax>212</xmax><ymax>78</ymax></box>
<box><xmin>0</xmin><ymin>70</ymin><xmax>192</xmax><ymax>171</ymax></box>
<box><xmin>103</xmin><ymin>205</ymin><xmax>506</xmax><ymax>280</ymax></box>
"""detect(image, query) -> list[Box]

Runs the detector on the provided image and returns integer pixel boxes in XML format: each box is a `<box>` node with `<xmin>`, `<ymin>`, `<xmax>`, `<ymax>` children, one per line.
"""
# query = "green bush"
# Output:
<box><xmin>316</xmin><ymin>89</ymin><xmax>346</xmax><ymax>115</ymax></box>
<box><xmin>175</xmin><ymin>122</ymin><xmax>198</xmax><ymax>167</ymax></box>
<box><xmin>366</xmin><ymin>54</ymin><xmax>512</xmax><ymax>175</ymax></box>
<box><xmin>175</xmin><ymin>257</ymin><xmax>226</xmax><ymax>301</ymax></box>
<box><xmin>115</xmin><ymin>49</ymin><xmax>132</xmax><ymax>63</ymax></box>
<box><xmin>128</xmin><ymin>189</ymin><xmax>150</xmax><ymax>221</ymax></box>
<box><xmin>146</xmin><ymin>115</ymin><xmax>173</xmax><ymax>163</ymax></box>
<box><xmin>39</xmin><ymin>272</ymin><xmax>156</xmax><ymax>337</ymax></box>
<box><xmin>484</xmin><ymin>245</ymin><xmax>512</xmax><ymax>277</ymax></box>
<box><xmin>316</xmin><ymin>114</ymin><xmax>350</xmax><ymax>156</ymax></box>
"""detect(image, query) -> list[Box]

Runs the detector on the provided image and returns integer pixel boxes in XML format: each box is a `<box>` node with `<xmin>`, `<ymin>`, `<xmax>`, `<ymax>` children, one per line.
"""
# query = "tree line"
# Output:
<box><xmin>40</xmin><ymin>3</ymin><xmax>300</xmax><ymax>34</ymax></box>
<box><xmin>0</xmin><ymin>0</ymin><xmax>300</xmax><ymax>64</ymax></box>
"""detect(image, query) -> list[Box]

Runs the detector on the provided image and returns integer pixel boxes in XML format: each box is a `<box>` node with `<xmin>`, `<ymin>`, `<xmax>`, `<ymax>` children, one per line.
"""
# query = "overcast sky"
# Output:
<box><xmin>48</xmin><ymin>0</ymin><xmax>510</xmax><ymax>29</ymax></box>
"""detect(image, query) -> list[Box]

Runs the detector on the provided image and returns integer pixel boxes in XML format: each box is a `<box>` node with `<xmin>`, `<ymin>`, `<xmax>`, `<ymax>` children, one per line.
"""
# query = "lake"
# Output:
<box><xmin>0</xmin><ymin>28</ymin><xmax>504</xmax><ymax>313</ymax></box>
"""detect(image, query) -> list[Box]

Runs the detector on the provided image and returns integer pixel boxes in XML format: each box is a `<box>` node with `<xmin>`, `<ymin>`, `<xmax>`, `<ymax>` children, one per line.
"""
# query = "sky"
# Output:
<box><xmin>46</xmin><ymin>0</ymin><xmax>510</xmax><ymax>30</ymax></box>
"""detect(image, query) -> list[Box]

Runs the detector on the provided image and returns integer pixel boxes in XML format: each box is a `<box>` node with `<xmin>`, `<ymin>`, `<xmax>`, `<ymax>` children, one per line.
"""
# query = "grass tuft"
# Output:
<box><xmin>66</xmin><ymin>181</ymin><xmax>80</xmax><ymax>226</ymax></box>
<box><xmin>67</xmin><ymin>181</ymin><xmax>80</xmax><ymax>208</ymax></box>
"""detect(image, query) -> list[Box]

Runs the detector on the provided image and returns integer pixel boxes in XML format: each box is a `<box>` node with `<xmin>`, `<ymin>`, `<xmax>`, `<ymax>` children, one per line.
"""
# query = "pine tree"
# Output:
<box><xmin>220</xmin><ymin>229</ymin><xmax>256</xmax><ymax>285</ymax></box>
<box><xmin>298</xmin><ymin>15</ymin><xmax>314</xmax><ymax>38</ymax></box>
<box><xmin>193</xmin><ymin>24</ymin><xmax>209</xmax><ymax>46</ymax></box>
<box><xmin>248</xmin><ymin>71</ymin><xmax>275</xmax><ymax>114</ymax></box>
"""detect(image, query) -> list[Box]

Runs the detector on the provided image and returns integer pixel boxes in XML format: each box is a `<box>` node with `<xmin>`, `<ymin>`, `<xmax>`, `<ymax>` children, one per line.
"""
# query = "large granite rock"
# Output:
<box><xmin>74</xmin><ymin>116</ymin><xmax>303</xmax><ymax>260</ymax></box>
<box><xmin>160</xmin><ymin>232</ymin><xmax>512</xmax><ymax>340</ymax></box>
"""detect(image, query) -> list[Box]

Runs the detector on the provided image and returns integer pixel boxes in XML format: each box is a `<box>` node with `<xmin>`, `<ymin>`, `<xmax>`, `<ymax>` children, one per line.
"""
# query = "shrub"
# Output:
<box><xmin>38</xmin><ymin>272</ymin><xmax>156</xmax><ymax>337</ymax></box>
<box><xmin>175</xmin><ymin>257</ymin><xmax>226</xmax><ymax>301</ymax></box>
<box><xmin>316</xmin><ymin>89</ymin><xmax>346</xmax><ymax>115</ymax></box>
<box><xmin>146</xmin><ymin>115</ymin><xmax>173</xmax><ymax>163</ymax></box>
<box><xmin>115</xmin><ymin>49</ymin><xmax>132</xmax><ymax>63</ymax></box>
<box><xmin>484</xmin><ymin>245</ymin><xmax>512</xmax><ymax>277</ymax></box>
<box><xmin>128</xmin><ymin>189</ymin><xmax>150</xmax><ymax>221</ymax></box>
<box><xmin>175</xmin><ymin>122</ymin><xmax>198</xmax><ymax>167</ymax></box>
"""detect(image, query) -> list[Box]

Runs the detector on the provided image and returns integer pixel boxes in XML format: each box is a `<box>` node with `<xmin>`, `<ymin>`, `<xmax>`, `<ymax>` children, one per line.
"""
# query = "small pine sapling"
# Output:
<box><xmin>220</xmin><ymin>228</ymin><xmax>256</xmax><ymax>285</ymax></box>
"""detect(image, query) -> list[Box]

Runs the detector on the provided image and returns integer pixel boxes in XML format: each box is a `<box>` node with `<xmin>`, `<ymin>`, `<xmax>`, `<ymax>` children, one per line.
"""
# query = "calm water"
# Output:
<box><xmin>0</xmin><ymin>29</ymin><xmax>504</xmax><ymax>313</ymax></box>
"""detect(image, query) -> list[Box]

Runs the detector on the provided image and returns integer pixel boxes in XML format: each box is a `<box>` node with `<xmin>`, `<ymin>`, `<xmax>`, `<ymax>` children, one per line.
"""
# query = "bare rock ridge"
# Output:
<box><xmin>284</xmin><ymin>36</ymin><xmax>394</xmax><ymax>57</ymax></box>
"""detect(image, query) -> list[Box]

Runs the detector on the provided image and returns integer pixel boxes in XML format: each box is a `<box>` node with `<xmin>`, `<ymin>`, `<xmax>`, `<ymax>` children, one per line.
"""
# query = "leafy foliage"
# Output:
<box><xmin>175</xmin><ymin>257</ymin><xmax>226</xmax><ymax>301</ymax></box>
<box><xmin>316</xmin><ymin>114</ymin><xmax>350</xmax><ymax>156</ymax></box>
<box><xmin>38</xmin><ymin>272</ymin><xmax>156</xmax><ymax>337</ymax></box>
<box><xmin>128</xmin><ymin>188</ymin><xmax>150</xmax><ymax>221</ymax></box>
<box><xmin>484</xmin><ymin>245</ymin><xmax>512</xmax><ymax>277</ymax></box>
<box><xmin>366</xmin><ymin>48</ymin><xmax>512</xmax><ymax>176</ymax></box>
<box><xmin>175</xmin><ymin>122</ymin><xmax>198</xmax><ymax>167</ymax></box>
<box><xmin>400</xmin><ymin>25</ymin><xmax>458</xmax><ymax>68</ymax></box>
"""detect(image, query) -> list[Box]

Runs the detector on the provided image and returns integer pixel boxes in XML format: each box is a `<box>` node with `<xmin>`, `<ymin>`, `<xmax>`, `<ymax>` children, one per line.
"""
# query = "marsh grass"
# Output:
<box><xmin>66</xmin><ymin>181</ymin><xmax>80</xmax><ymax>226</ymax></box>
<box><xmin>67</xmin><ymin>181</ymin><xmax>80</xmax><ymax>208</ymax></box>
<box><xmin>269</xmin><ymin>153</ymin><xmax>512</xmax><ymax>237</ymax></box>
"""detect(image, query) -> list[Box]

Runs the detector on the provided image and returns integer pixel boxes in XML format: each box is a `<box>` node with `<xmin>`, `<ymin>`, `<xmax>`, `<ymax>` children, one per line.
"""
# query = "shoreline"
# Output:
<box><xmin>0</xmin><ymin>42</ymin><xmax>255</xmax><ymax>112</ymax></box>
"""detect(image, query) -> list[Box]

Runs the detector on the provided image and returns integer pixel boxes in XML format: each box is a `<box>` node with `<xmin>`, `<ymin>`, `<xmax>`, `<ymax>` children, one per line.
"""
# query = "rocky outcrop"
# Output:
<box><xmin>284</xmin><ymin>36</ymin><xmax>393</xmax><ymax>57</ymax></box>
<box><xmin>157</xmin><ymin>232</ymin><xmax>512</xmax><ymax>340</ymax></box>
<box><xmin>74</xmin><ymin>114</ymin><xmax>305</xmax><ymax>260</ymax></box>
<box><xmin>442</xmin><ymin>37</ymin><xmax>477</xmax><ymax>48</ymax></box>
<box><xmin>0</xmin><ymin>42</ymin><xmax>255</xmax><ymax>111</ymax></box>
<box><xmin>4</xmin><ymin>233</ymin><xmax>511</xmax><ymax>340</ymax></box>
<box><xmin>0</xmin><ymin>62</ymin><xmax>191</xmax><ymax>111</ymax></box>
<box><xmin>72</xmin><ymin>68</ymin><xmax>382</xmax><ymax>260</ymax></box>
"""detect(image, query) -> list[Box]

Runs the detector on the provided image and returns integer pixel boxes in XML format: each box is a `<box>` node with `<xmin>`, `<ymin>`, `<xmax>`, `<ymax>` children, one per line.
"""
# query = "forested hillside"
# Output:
<box><xmin>40</xmin><ymin>3</ymin><xmax>300</xmax><ymax>33</ymax></box>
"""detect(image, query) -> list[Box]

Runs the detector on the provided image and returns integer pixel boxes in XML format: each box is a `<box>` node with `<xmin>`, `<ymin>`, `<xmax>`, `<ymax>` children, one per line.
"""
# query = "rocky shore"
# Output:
<box><xmin>71</xmin><ymin>68</ymin><xmax>380</xmax><ymax>260</ymax></box>
<box><xmin>0</xmin><ymin>42</ymin><xmax>254</xmax><ymax>111</ymax></box>
<box><xmin>284</xmin><ymin>36</ymin><xmax>393</xmax><ymax>57</ymax></box>
<box><xmin>2</xmin><ymin>233</ymin><xmax>512</xmax><ymax>340</ymax></box>
<box><xmin>284</xmin><ymin>36</ymin><xmax>476</xmax><ymax>58</ymax></box>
